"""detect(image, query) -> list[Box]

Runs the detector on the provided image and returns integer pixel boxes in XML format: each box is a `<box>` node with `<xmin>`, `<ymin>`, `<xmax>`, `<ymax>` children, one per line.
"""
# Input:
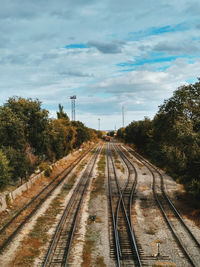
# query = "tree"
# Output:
<box><xmin>49</xmin><ymin>119</ymin><xmax>76</xmax><ymax>160</ymax></box>
<box><xmin>0</xmin><ymin>107</ymin><xmax>26</xmax><ymax>150</ymax></box>
<box><xmin>0</xmin><ymin>150</ymin><xmax>11</xmax><ymax>189</ymax></box>
<box><xmin>71</xmin><ymin>121</ymin><xmax>91</xmax><ymax>148</ymax></box>
<box><xmin>4</xmin><ymin>147</ymin><xmax>33</xmax><ymax>184</ymax></box>
<box><xmin>5</xmin><ymin>97</ymin><xmax>49</xmax><ymax>155</ymax></box>
<box><xmin>57</xmin><ymin>104</ymin><xmax>70</xmax><ymax>122</ymax></box>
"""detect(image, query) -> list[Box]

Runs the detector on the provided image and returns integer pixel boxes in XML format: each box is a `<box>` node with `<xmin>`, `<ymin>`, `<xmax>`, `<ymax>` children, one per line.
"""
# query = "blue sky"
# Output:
<box><xmin>0</xmin><ymin>0</ymin><xmax>200</xmax><ymax>130</ymax></box>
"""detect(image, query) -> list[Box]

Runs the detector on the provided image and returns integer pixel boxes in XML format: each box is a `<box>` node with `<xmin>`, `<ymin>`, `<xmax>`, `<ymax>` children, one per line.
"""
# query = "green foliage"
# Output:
<box><xmin>5</xmin><ymin>96</ymin><xmax>50</xmax><ymax>155</ymax></box>
<box><xmin>0</xmin><ymin>150</ymin><xmax>11</xmax><ymax>189</ymax></box>
<box><xmin>71</xmin><ymin>121</ymin><xmax>91</xmax><ymax>148</ymax></box>
<box><xmin>116</xmin><ymin>127</ymin><xmax>125</xmax><ymax>139</ymax></box>
<box><xmin>0</xmin><ymin>107</ymin><xmax>26</xmax><ymax>150</ymax></box>
<box><xmin>57</xmin><ymin>104</ymin><xmax>70</xmax><ymax>122</ymax></box>
<box><xmin>49</xmin><ymin>119</ymin><xmax>76</xmax><ymax>159</ymax></box>
<box><xmin>108</xmin><ymin>130</ymin><xmax>115</xmax><ymax>137</ymax></box>
<box><xmin>6</xmin><ymin>193</ymin><xmax>12</xmax><ymax>207</ymax></box>
<box><xmin>0</xmin><ymin>97</ymin><xmax>96</xmax><ymax>188</ymax></box>
<box><xmin>118</xmin><ymin>80</ymin><xmax>200</xmax><ymax>198</ymax></box>
<box><xmin>39</xmin><ymin>162</ymin><xmax>52</xmax><ymax>177</ymax></box>
<box><xmin>4</xmin><ymin>147</ymin><xmax>33</xmax><ymax>182</ymax></box>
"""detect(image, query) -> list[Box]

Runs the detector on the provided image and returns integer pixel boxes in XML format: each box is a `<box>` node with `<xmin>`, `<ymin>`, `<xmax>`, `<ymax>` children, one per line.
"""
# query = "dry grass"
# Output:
<box><xmin>153</xmin><ymin>262</ymin><xmax>176</xmax><ymax>267</ymax></box>
<box><xmin>77</xmin><ymin>159</ymin><xmax>87</xmax><ymax>171</ymax></box>
<box><xmin>82</xmin><ymin>222</ymin><xmax>100</xmax><ymax>267</ymax></box>
<box><xmin>90</xmin><ymin>150</ymin><xmax>105</xmax><ymax>200</ymax></box>
<box><xmin>82</xmin><ymin>149</ymin><xmax>106</xmax><ymax>267</ymax></box>
<box><xmin>174</xmin><ymin>191</ymin><xmax>200</xmax><ymax>227</ymax></box>
<box><xmin>145</xmin><ymin>226</ymin><xmax>157</xmax><ymax>235</ymax></box>
<box><xmin>95</xmin><ymin>256</ymin><xmax>106</xmax><ymax>266</ymax></box>
<box><xmin>141</xmin><ymin>185</ymin><xmax>148</xmax><ymax>191</ymax></box>
<box><xmin>9</xmin><ymin>168</ymin><xmax>81</xmax><ymax>266</ymax></box>
<box><xmin>10</xmin><ymin>196</ymin><xmax>63</xmax><ymax>266</ymax></box>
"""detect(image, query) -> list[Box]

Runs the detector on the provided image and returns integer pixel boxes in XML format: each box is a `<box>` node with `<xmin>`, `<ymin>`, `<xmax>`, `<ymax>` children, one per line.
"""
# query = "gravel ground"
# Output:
<box><xmin>33</xmin><ymin>152</ymin><xmax>93</xmax><ymax>267</ymax></box>
<box><xmin>0</xmin><ymin>146</ymin><xmax>92</xmax><ymax>267</ymax></box>
<box><xmin>1</xmin><ymin>141</ymin><xmax>199</xmax><ymax>267</ymax></box>
<box><xmin>122</xmin><ymin>145</ymin><xmax>200</xmax><ymax>267</ymax></box>
<box><xmin>57</xmin><ymin>146</ymin><xmax>112</xmax><ymax>267</ymax></box>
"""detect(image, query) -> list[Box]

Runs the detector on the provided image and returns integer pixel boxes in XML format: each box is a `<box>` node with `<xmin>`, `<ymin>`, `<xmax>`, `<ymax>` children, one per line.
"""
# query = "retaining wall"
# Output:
<box><xmin>0</xmin><ymin>151</ymin><xmax>75</xmax><ymax>213</ymax></box>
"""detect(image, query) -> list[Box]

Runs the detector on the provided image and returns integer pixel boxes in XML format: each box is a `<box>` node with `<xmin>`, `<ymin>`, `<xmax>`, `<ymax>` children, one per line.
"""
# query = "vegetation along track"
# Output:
<box><xmin>122</xmin><ymin>144</ymin><xmax>200</xmax><ymax>267</ymax></box>
<box><xmin>106</xmin><ymin>142</ymin><xmax>142</xmax><ymax>267</ymax></box>
<box><xmin>0</xmin><ymin>147</ymin><xmax>93</xmax><ymax>254</ymax></box>
<box><xmin>42</xmin><ymin>146</ymin><xmax>102</xmax><ymax>267</ymax></box>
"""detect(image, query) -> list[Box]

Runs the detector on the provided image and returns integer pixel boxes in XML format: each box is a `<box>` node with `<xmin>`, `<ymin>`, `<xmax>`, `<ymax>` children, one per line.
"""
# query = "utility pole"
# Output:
<box><xmin>98</xmin><ymin>118</ymin><xmax>100</xmax><ymax>131</ymax></box>
<box><xmin>70</xmin><ymin>95</ymin><xmax>76</xmax><ymax>121</ymax></box>
<box><xmin>122</xmin><ymin>106</ymin><xmax>125</xmax><ymax>128</ymax></box>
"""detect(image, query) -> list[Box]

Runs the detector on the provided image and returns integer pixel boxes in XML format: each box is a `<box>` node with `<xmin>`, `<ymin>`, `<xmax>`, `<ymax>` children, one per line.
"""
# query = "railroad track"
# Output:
<box><xmin>122</xmin><ymin>144</ymin><xmax>200</xmax><ymax>267</ymax></box>
<box><xmin>106</xmin><ymin>142</ymin><xmax>142</xmax><ymax>267</ymax></box>
<box><xmin>0</xmin><ymin>147</ymin><xmax>93</xmax><ymax>254</ymax></box>
<box><xmin>42</xmin><ymin>146</ymin><xmax>102</xmax><ymax>267</ymax></box>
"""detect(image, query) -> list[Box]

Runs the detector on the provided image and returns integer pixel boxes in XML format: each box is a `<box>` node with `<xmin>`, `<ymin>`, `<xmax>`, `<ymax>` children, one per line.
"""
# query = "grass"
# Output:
<box><xmin>112</xmin><ymin>150</ymin><xmax>125</xmax><ymax>173</ymax></box>
<box><xmin>11</xmin><ymin>194</ymin><xmax>63</xmax><ymax>266</ymax></box>
<box><xmin>174</xmin><ymin>191</ymin><xmax>200</xmax><ymax>227</ymax></box>
<box><xmin>95</xmin><ymin>256</ymin><xmax>107</xmax><ymax>267</ymax></box>
<box><xmin>10</xmin><ymin>171</ymin><xmax>79</xmax><ymax>266</ymax></box>
<box><xmin>153</xmin><ymin>262</ymin><xmax>176</xmax><ymax>267</ymax></box>
<box><xmin>81</xmin><ymin>149</ymin><xmax>106</xmax><ymax>267</ymax></box>
<box><xmin>77</xmin><ymin>160</ymin><xmax>87</xmax><ymax>172</ymax></box>
<box><xmin>145</xmin><ymin>226</ymin><xmax>156</xmax><ymax>235</ymax></box>
<box><xmin>90</xmin><ymin>151</ymin><xmax>106</xmax><ymax>201</ymax></box>
<box><xmin>82</xmin><ymin>219</ymin><xmax>101</xmax><ymax>267</ymax></box>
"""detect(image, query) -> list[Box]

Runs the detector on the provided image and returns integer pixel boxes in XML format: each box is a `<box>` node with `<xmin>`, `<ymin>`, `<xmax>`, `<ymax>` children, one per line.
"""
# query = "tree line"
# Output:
<box><xmin>117</xmin><ymin>79</ymin><xmax>200</xmax><ymax>198</ymax></box>
<box><xmin>0</xmin><ymin>97</ymin><xmax>102</xmax><ymax>189</ymax></box>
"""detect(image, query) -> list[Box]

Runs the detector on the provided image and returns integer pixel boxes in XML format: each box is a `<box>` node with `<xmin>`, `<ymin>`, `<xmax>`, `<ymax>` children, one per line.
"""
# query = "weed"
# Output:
<box><xmin>153</xmin><ymin>262</ymin><xmax>176</xmax><ymax>267</ymax></box>
<box><xmin>11</xmin><ymin>189</ymin><xmax>65</xmax><ymax>266</ymax></box>
<box><xmin>82</xmin><ymin>150</ymin><xmax>106</xmax><ymax>266</ymax></box>
<box><xmin>145</xmin><ymin>226</ymin><xmax>156</xmax><ymax>235</ymax></box>
<box><xmin>95</xmin><ymin>256</ymin><xmax>106</xmax><ymax>267</ymax></box>
<box><xmin>6</xmin><ymin>193</ymin><xmax>12</xmax><ymax>207</ymax></box>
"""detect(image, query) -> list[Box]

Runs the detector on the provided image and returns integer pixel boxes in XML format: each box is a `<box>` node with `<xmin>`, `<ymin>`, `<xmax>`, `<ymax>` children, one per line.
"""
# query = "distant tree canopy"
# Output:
<box><xmin>0</xmin><ymin>99</ymin><xmax>101</xmax><ymax>189</ymax></box>
<box><xmin>108</xmin><ymin>131</ymin><xmax>115</xmax><ymax>137</ymax></box>
<box><xmin>117</xmin><ymin>80</ymin><xmax>200</xmax><ymax>198</ymax></box>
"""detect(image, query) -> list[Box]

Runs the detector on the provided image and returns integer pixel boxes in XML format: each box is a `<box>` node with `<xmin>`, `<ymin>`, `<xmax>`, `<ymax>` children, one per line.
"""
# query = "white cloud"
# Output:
<box><xmin>0</xmin><ymin>0</ymin><xmax>200</xmax><ymax>129</ymax></box>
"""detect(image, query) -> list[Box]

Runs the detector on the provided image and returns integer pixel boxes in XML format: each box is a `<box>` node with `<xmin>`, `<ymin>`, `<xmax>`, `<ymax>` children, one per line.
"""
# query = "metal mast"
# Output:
<box><xmin>70</xmin><ymin>95</ymin><xmax>76</xmax><ymax>121</ymax></box>
<box><xmin>122</xmin><ymin>105</ymin><xmax>125</xmax><ymax>127</ymax></box>
<box><xmin>98</xmin><ymin>118</ymin><xmax>100</xmax><ymax>131</ymax></box>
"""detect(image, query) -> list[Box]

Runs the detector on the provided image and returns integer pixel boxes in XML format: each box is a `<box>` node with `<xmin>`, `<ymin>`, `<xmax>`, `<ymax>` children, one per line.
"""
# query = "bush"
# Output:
<box><xmin>39</xmin><ymin>162</ymin><xmax>52</xmax><ymax>177</ymax></box>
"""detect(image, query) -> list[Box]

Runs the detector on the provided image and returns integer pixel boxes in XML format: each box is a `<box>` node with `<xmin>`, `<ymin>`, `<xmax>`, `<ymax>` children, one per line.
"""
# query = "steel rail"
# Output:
<box><xmin>112</xmin><ymin>143</ymin><xmax>142</xmax><ymax>267</ymax></box>
<box><xmin>122</xmin><ymin>144</ymin><xmax>200</xmax><ymax>267</ymax></box>
<box><xmin>42</xmin><ymin>146</ymin><xmax>101</xmax><ymax>267</ymax></box>
<box><xmin>0</xmin><ymin>147</ymin><xmax>92</xmax><ymax>253</ymax></box>
<box><xmin>63</xmin><ymin>146</ymin><xmax>101</xmax><ymax>266</ymax></box>
<box><xmin>106</xmin><ymin>143</ymin><xmax>121</xmax><ymax>267</ymax></box>
<box><xmin>107</xmin><ymin>142</ymin><xmax>142</xmax><ymax>266</ymax></box>
<box><xmin>125</xmin><ymin>146</ymin><xmax>200</xmax><ymax>248</ymax></box>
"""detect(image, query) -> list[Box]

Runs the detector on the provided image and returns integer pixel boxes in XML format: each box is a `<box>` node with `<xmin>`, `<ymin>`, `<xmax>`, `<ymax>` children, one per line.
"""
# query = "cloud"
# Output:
<box><xmin>1</xmin><ymin>0</ymin><xmax>200</xmax><ymax>130</ymax></box>
<box><xmin>152</xmin><ymin>41</ymin><xmax>200</xmax><ymax>55</ymax></box>
<box><xmin>59</xmin><ymin>70</ymin><xmax>94</xmax><ymax>77</ymax></box>
<box><xmin>87</xmin><ymin>41</ymin><xmax>124</xmax><ymax>54</ymax></box>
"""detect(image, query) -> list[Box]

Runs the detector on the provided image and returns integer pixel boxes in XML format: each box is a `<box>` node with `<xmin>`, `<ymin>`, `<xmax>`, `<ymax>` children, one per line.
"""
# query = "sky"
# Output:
<box><xmin>0</xmin><ymin>0</ymin><xmax>200</xmax><ymax>130</ymax></box>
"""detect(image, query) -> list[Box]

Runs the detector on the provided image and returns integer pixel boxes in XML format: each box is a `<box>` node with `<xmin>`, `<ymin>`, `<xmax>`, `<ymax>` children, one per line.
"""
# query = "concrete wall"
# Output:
<box><xmin>0</xmin><ymin>172</ymin><xmax>45</xmax><ymax>212</ymax></box>
<box><xmin>0</xmin><ymin>151</ymin><xmax>74</xmax><ymax>213</ymax></box>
